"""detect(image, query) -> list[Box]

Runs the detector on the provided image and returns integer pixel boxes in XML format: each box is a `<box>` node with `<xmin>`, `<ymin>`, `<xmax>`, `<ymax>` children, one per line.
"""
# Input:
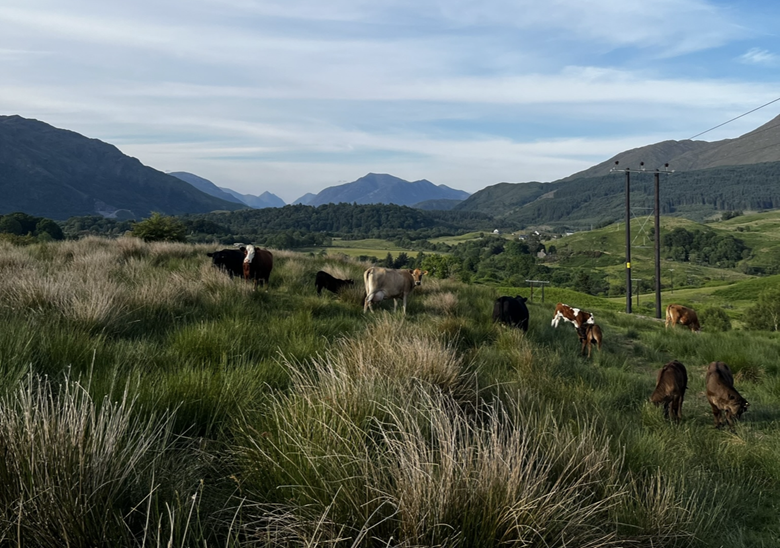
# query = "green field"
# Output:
<box><xmin>2</xmin><ymin>237</ymin><xmax>780</xmax><ymax>546</ymax></box>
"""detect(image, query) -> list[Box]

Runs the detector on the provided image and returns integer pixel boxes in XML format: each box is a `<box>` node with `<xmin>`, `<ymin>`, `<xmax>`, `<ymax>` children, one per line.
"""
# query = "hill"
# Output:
<box><xmin>168</xmin><ymin>171</ymin><xmax>245</xmax><ymax>205</ymax></box>
<box><xmin>308</xmin><ymin>173</ymin><xmax>470</xmax><ymax>207</ymax></box>
<box><xmin>1</xmin><ymin>239</ymin><xmax>779</xmax><ymax>546</ymax></box>
<box><xmin>457</xmin><ymin>161</ymin><xmax>780</xmax><ymax>228</ymax></box>
<box><xmin>561</xmin><ymin>114</ymin><xmax>780</xmax><ymax>180</ymax></box>
<box><xmin>0</xmin><ymin>116</ymin><xmax>245</xmax><ymax>220</ymax></box>
<box><xmin>219</xmin><ymin>187</ymin><xmax>285</xmax><ymax>208</ymax></box>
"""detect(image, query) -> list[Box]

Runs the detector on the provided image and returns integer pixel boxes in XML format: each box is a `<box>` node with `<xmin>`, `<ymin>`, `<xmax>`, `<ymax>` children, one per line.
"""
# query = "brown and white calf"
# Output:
<box><xmin>665</xmin><ymin>304</ymin><xmax>701</xmax><ymax>332</ymax></box>
<box><xmin>551</xmin><ymin>302</ymin><xmax>595</xmax><ymax>329</ymax></box>
<box><xmin>650</xmin><ymin>360</ymin><xmax>688</xmax><ymax>422</ymax></box>
<box><xmin>705</xmin><ymin>361</ymin><xmax>749</xmax><ymax>430</ymax></box>
<box><xmin>363</xmin><ymin>267</ymin><xmax>427</xmax><ymax>314</ymax></box>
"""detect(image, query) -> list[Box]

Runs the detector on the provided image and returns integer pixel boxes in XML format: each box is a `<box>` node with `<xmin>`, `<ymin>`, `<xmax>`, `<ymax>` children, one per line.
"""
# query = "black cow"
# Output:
<box><xmin>207</xmin><ymin>249</ymin><xmax>244</xmax><ymax>278</ymax></box>
<box><xmin>315</xmin><ymin>270</ymin><xmax>355</xmax><ymax>296</ymax></box>
<box><xmin>492</xmin><ymin>295</ymin><xmax>529</xmax><ymax>332</ymax></box>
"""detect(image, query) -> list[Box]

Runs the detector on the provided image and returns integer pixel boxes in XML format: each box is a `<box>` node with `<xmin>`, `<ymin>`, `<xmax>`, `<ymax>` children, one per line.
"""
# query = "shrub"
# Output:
<box><xmin>699</xmin><ymin>307</ymin><xmax>732</xmax><ymax>332</ymax></box>
<box><xmin>131</xmin><ymin>212</ymin><xmax>187</xmax><ymax>242</ymax></box>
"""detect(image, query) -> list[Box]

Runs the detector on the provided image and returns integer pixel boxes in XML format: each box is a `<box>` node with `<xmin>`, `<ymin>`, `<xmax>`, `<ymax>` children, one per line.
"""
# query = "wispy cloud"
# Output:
<box><xmin>740</xmin><ymin>47</ymin><xmax>778</xmax><ymax>66</ymax></box>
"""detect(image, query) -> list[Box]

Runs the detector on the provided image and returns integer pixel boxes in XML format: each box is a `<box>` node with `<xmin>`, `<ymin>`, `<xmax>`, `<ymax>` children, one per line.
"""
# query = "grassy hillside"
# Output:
<box><xmin>1</xmin><ymin>238</ymin><xmax>780</xmax><ymax>546</ymax></box>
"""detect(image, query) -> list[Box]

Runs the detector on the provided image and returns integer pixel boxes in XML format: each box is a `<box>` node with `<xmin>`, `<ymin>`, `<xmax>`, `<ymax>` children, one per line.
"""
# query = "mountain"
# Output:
<box><xmin>456</xmin><ymin>114</ymin><xmax>780</xmax><ymax>227</ymax></box>
<box><xmin>307</xmin><ymin>173</ymin><xmax>470</xmax><ymax>207</ymax></box>
<box><xmin>0</xmin><ymin>116</ymin><xmax>244</xmax><ymax>220</ymax></box>
<box><xmin>412</xmin><ymin>199</ymin><xmax>465</xmax><ymax>211</ymax></box>
<box><xmin>168</xmin><ymin>172</ymin><xmax>245</xmax><ymax>205</ymax></box>
<box><xmin>292</xmin><ymin>193</ymin><xmax>317</xmax><ymax>205</ymax></box>
<box><xmin>219</xmin><ymin>188</ymin><xmax>285</xmax><ymax>208</ymax></box>
<box><xmin>560</xmin><ymin>114</ymin><xmax>780</xmax><ymax>181</ymax></box>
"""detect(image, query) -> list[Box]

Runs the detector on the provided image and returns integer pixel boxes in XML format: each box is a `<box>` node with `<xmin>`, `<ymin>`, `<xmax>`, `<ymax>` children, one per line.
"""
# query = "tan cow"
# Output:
<box><xmin>576</xmin><ymin>324</ymin><xmax>602</xmax><ymax>358</ymax></box>
<box><xmin>363</xmin><ymin>267</ymin><xmax>427</xmax><ymax>314</ymax></box>
<box><xmin>665</xmin><ymin>304</ymin><xmax>700</xmax><ymax>332</ymax></box>
<box><xmin>551</xmin><ymin>302</ymin><xmax>595</xmax><ymax>329</ymax></box>
<box><xmin>649</xmin><ymin>360</ymin><xmax>688</xmax><ymax>422</ymax></box>
<box><xmin>705</xmin><ymin>361</ymin><xmax>749</xmax><ymax>430</ymax></box>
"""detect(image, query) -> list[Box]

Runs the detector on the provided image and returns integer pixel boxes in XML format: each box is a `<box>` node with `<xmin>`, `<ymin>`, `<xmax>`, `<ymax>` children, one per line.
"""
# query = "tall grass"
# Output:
<box><xmin>0</xmin><ymin>372</ymin><xmax>172</xmax><ymax>547</ymax></box>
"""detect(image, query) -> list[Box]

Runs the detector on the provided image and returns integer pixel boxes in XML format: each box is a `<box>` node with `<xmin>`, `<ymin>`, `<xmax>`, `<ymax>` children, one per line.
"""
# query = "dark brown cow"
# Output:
<box><xmin>551</xmin><ymin>302</ymin><xmax>594</xmax><ymax>329</ymax></box>
<box><xmin>363</xmin><ymin>267</ymin><xmax>427</xmax><ymax>314</ymax></box>
<box><xmin>650</xmin><ymin>360</ymin><xmax>688</xmax><ymax>422</ymax></box>
<box><xmin>665</xmin><ymin>304</ymin><xmax>700</xmax><ymax>332</ymax></box>
<box><xmin>240</xmin><ymin>245</ymin><xmax>273</xmax><ymax>289</ymax></box>
<box><xmin>315</xmin><ymin>270</ymin><xmax>354</xmax><ymax>296</ymax></box>
<box><xmin>705</xmin><ymin>361</ymin><xmax>749</xmax><ymax>430</ymax></box>
<box><xmin>576</xmin><ymin>323</ymin><xmax>602</xmax><ymax>358</ymax></box>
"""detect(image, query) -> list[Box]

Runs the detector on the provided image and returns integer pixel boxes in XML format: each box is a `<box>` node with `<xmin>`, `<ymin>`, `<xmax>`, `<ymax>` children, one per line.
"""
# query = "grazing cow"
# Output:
<box><xmin>551</xmin><ymin>302</ymin><xmax>595</xmax><ymax>329</ymax></box>
<box><xmin>363</xmin><ymin>267</ymin><xmax>427</xmax><ymax>314</ymax></box>
<box><xmin>493</xmin><ymin>296</ymin><xmax>530</xmax><ymax>332</ymax></box>
<box><xmin>207</xmin><ymin>249</ymin><xmax>245</xmax><ymax>278</ymax></box>
<box><xmin>576</xmin><ymin>323</ymin><xmax>603</xmax><ymax>358</ymax></box>
<box><xmin>240</xmin><ymin>246</ymin><xmax>273</xmax><ymax>288</ymax></box>
<box><xmin>315</xmin><ymin>270</ymin><xmax>355</xmax><ymax>296</ymax></box>
<box><xmin>665</xmin><ymin>304</ymin><xmax>701</xmax><ymax>332</ymax></box>
<box><xmin>649</xmin><ymin>360</ymin><xmax>688</xmax><ymax>422</ymax></box>
<box><xmin>705</xmin><ymin>361</ymin><xmax>749</xmax><ymax>430</ymax></box>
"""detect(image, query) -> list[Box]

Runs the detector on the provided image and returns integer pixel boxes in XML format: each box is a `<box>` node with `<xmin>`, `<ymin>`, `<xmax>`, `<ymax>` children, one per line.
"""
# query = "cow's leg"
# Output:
<box><xmin>710</xmin><ymin>403</ymin><xmax>722</xmax><ymax>428</ymax></box>
<box><xmin>402</xmin><ymin>294</ymin><xmax>407</xmax><ymax>314</ymax></box>
<box><xmin>673</xmin><ymin>396</ymin><xmax>682</xmax><ymax>422</ymax></box>
<box><xmin>587</xmin><ymin>340</ymin><xmax>593</xmax><ymax>359</ymax></box>
<box><xmin>364</xmin><ymin>292</ymin><xmax>375</xmax><ymax>313</ymax></box>
<box><xmin>663</xmin><ymin>401</ymin><xmax>670</xmax><ymax>419</ymax></box>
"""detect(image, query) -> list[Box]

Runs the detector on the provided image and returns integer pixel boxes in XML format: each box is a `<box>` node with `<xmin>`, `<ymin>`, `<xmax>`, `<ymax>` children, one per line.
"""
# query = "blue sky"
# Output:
<box><xmin>1</xmin><ymin>0</ymin><xmax>779</xmax><ymax>203</ymax></box>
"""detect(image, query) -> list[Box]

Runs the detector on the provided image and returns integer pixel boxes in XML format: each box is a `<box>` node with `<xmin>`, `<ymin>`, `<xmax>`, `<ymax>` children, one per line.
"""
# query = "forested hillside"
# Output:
<box><xmin>458</xmin><ymin>161</ymin><xmax>780</xmax><ymax>228</ymax></box>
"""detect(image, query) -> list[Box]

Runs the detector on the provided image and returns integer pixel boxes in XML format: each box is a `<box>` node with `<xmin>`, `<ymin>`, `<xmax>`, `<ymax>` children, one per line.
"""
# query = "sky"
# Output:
<box><xmin>2</xmin><ymin>0</ymin><xmax>780</xmax><ymax>203</ymax></box>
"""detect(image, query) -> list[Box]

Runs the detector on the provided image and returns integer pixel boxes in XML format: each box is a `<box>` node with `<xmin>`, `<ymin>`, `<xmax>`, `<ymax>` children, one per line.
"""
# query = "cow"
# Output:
<box><xmin>207</xmin><ymin>247</ymin><xmax>273</xmax><ymax>288</ymax></box>
<box><xmin>551</xmin><ymin>302</ymin><xmax>595</xmax><ymax>329</ymax></box>
<box><xmin>665</xmin><ymin>304</ymin><xmax>701</xmax><ymax>332</ymax></box>
<box><xmin>493</xmin><ymin>296</ymin><xmax>530</xmax><ymax>332</ymax></box>
<box><xmin>649</xmin><ymin>360</ymin><xmax>688</xmax><ymax>422</ymax></box>
<box><xmin>315</xmin><ymin>270</ymin><xmax>355</xmax><ymax>296</ymax></box>
<box><xmin>207</xmin><ymin>249</ymin><xmax>244</xmax><ymax>278</ymax></box>
<box><xmin>576</xmin><ymin>323</ymin><xmax>603</xmax><ymax>358</ymax></box>
<box><xmin>240</xmin><ymin>246</ymin><xmax>273</xmax><ymax>289</ymax></box>
<box><xmin>705</xmin><ymin>361</ymin><xmax>749</xmax><ymax>430</ymax></box>
<box><xmin>363</xmin><ymin>267</ymin><xmax>427</xmax><ymax>314</ymax></box>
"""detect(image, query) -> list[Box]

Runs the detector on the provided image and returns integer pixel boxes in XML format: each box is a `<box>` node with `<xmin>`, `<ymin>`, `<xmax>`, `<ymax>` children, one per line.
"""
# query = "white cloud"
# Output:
<box><xmin>740</xmin><ymin>47</ymin><xmax>778</xmax><ymax>66</ymax></box>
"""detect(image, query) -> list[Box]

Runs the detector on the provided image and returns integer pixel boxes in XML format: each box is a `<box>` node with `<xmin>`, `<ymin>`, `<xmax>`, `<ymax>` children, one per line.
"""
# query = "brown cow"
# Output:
<box><xmin>241</xmin><ymin>245</ymin><xmax>274</xmax><ymax>289</ymax></box>
<box><xmin>705</xmin><ymin>361</ymin><xmax>749</xmax><ymax>430</ymax></box>
<box><xmin>551</xmin><ymin>302</ymin><xmax>595</xmax><ymax>329</ymax></box>
<box><xmin>665</xmin><ymin>304</ymin><xmax>700</xmax><ymax>332</ymax></box>
<box><xmin>363</xmin><ymin>267</ymin><xmax>427</xmax><ymax>314</ymax></box>
<box><xmin>576</xmin><ymin>323</ymin><xmax>602</xmax><ymax>358</ymax></box>
<box><xmin>649</xmin><ymin>360</ymin><xmax>688</xmax><ymax>422</ymax></box>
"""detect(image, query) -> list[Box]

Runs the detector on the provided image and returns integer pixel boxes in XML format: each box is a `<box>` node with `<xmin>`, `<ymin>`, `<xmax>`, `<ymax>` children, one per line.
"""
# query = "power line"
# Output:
<box><xmin>688</xmin><ymin>96</ymin><xmax>780</xmax><ymax>140</ymax></box>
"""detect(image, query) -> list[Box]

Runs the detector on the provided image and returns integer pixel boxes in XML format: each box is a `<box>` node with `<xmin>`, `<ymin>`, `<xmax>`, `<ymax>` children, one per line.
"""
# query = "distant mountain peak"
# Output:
<box><xmin>307</xmin><ymin>173</ymin><xmax>470</xmax><ymax>207</ymax></box>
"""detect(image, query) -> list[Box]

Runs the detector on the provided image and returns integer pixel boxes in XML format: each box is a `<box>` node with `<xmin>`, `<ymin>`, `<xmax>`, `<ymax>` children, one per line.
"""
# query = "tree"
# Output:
<box><xmin>744</xmin><ymin>288</ymin><xmax>780</xmax><ymax>332</ymax></box>
<box><xmin>130</xmin><ymin>212</ymin><xmax>187</xmax><ymax>242</ymax></box>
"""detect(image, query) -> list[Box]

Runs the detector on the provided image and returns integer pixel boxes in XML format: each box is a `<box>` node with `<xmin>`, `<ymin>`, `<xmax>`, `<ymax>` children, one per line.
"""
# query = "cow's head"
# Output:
<box><xmin>731</xmin><ymin>394</ymin><xmax>749</xmax><ymax>418</ymax></box>
<box><xmin>207</xmin><ymin>250</ymin><xmax>230</xmax><ymax>268</ymax></box>
<box><xmin>409</xmin><ymin>269</ymin><xmax>428</xmax><ymax>286</ymax></box>
<box><xmin>514</xmin><ymin>295</ymin><xmax>528</xmax><ymax>303</ymax></box>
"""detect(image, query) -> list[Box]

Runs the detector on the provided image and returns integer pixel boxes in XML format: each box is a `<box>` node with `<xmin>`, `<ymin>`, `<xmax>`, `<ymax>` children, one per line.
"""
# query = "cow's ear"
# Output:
<box><xmin>423</xmin><ymin>270</ymin><xmax>429</xmax><ymax>275</ymax></box>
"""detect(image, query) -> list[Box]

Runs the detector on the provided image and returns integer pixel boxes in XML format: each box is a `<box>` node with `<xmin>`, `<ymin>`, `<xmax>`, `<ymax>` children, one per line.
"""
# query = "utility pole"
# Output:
<box><xmin>654</xmin><ymin>169</ymin><xmax>662</xmax><ymax>319</ymax></box>
<box><xmin>611</xmin><ymin>161</ymin><xmax>634</xmax><ymax>314</ymax></box>
<box><xmin>653</xmin><ymin>164</ymin><xmax>672</xmax><ymax>319</ymax></box>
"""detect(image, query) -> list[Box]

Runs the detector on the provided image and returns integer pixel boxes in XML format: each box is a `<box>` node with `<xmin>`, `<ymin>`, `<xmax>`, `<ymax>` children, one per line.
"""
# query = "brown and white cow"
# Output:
<box><xmin>650</xmin><ymin>360</ymin><xmax>688</xmax><ymax>422</ymax></box>
<box><xmin>363</xmin><ymin>267</ymin><xmax>427</xmax><ymax>314</ymax></box>
<box><xmin>705</xmin><ymin>361</ymin><xmax>749</xmax><ymax>430</ymax></box>
<box><xmin>551</xmin><ymin>302</ymin><xmax>595</xmax><ymax>329</ymax></box>
<box><xmin>665</xmin><ymin>304</ymin><xmax>700</xmax><ymax>332</ymax></box>
<box><xmin>576</xmin><ymin>323</ymin><xmax>602</xmax><ymax>358</ymax></box>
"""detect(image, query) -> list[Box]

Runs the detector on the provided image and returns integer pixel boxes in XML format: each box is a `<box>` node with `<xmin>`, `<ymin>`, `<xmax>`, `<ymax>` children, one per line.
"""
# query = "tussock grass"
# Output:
<box><xmin>0</xmin><ymin>373</ymin><xmax>172</xmax><ymax>546</ymax></box>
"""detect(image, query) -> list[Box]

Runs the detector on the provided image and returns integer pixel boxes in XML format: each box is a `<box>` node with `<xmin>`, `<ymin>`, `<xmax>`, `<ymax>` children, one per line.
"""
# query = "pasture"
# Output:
<box><xmin>1</xmin><ymin>237</ymin><xmax>780</xmax><ymax>547</ymax></box>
